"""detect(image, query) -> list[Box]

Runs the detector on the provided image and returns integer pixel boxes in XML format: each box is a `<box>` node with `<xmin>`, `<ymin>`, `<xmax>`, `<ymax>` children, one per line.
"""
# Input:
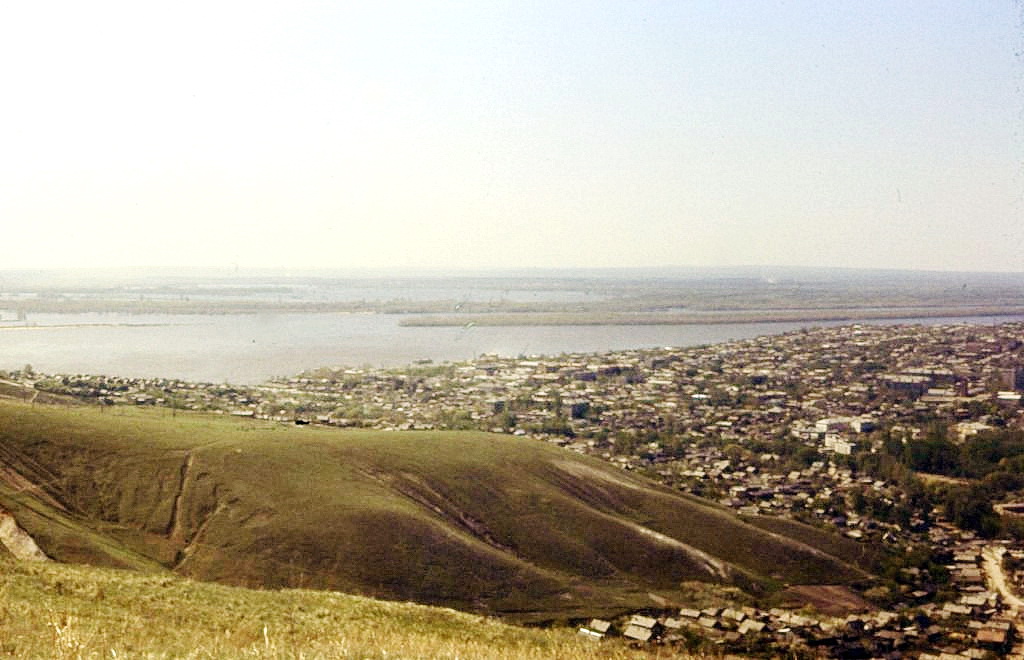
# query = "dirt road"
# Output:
<box><xmin>982</xmin><ymin>545</ymin><xmax>1024</xmax><ymax>611</ymax></box>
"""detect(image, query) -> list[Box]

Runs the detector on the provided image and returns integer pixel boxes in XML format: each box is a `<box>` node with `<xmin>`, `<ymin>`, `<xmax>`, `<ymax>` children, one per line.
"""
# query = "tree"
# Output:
<box><xmin>904</xmin><ymin>434</ymin><xmax>959</xmax><ymax>475</ymax></box>
<box><xmin>944</xmin><ymin>485</ymin><xmax>1000</xmax><ymax>537</ymax></box>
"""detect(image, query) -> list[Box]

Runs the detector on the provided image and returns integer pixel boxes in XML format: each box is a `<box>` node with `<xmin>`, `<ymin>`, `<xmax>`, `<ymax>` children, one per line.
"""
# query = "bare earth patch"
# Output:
<box><xmin>552</xmin><ymin>459</ymin><xmax>645</xmax><ymax>491</ymax></box>
<box><xmin>779</xmin><ymin>585</ymin><xmax>873</xmax><ymax>616</ymax></box>
<box><xmin>917</xmin><ymin>472</ymin><xmax>970</xmax><ymax>486</ymax></box>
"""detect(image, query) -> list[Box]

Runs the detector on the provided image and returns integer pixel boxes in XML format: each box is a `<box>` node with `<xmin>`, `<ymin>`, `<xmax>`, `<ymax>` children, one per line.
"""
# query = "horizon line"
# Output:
<box><xmin>2</xmin><ymin>264</ymin><xmax>1024</xmax><ymax>278</ymax></box>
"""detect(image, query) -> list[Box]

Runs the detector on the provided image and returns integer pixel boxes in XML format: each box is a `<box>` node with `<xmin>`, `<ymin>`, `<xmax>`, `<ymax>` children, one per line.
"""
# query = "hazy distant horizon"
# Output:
<box><xmin>2</xmin><ymin>263</ymin><xmax>1024</xmax><ymax>284</ymax></box>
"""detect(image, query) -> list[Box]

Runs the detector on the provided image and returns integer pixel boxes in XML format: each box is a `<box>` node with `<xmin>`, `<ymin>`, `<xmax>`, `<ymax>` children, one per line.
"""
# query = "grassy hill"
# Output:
<box><xmin>0</xmin><ymin>400</ymin><xmax>875</xmax><ymax>621</ymax></box>
<box><xmin>0</xmin><ymin>557</ymin><xmax>655</xmax><ymax>659</ymax></box>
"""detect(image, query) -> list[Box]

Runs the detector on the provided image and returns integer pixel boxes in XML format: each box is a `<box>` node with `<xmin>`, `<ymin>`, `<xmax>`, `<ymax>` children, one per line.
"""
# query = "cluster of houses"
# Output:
<box><xmin>578</xmin><ymin>540</ymin><xmax>1024</xmax><ymax>658</ymax></box>
<box><xmin>578</xmin><ymin>595</ymin><xmax>1023</xmax><ymax>657</ymax></box>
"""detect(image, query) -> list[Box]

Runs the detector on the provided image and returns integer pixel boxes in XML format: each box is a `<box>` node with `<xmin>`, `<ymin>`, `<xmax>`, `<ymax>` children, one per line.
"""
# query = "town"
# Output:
<box><xmin>11</xmin><ymin>320</ymin><xmax>1024</xmax><ymax>658</ymax></box>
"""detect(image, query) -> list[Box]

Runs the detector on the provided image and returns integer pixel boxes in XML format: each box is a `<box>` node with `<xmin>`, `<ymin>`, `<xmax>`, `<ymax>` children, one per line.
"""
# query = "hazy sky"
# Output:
<box><xmin>1</xmin><ymin>2</ymin><xmax>1021</xmax><ymax>272</ymax></box>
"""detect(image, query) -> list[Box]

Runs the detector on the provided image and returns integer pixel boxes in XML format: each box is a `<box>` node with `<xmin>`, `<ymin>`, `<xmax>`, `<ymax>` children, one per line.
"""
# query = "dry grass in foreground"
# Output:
<box><xmin>0</xmin><ymin>558</ymin><xmax>679</xmax><ymax>659</ymax></box>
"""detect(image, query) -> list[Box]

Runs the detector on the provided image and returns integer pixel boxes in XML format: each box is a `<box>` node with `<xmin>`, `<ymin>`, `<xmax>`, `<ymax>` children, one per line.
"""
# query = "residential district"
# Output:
<box><xmin>12</xmin><ymin>320</ymin><xmax>1024</xmax><ymax>658</ymax></box>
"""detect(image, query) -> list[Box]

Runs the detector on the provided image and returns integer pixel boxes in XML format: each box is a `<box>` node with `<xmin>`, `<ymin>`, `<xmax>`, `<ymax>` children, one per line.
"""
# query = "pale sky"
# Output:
<box><xmin>1</xmin><ymin>1</ymin><xmax>1021</xmax><ymax>272</ymax></box>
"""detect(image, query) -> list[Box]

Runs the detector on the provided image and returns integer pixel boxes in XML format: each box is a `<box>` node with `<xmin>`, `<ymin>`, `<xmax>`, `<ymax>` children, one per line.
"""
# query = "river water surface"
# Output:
<box><xmin>0</xmin><ymin>312</ymin><xmax>1020</xmax><ymax>384</ymax></box>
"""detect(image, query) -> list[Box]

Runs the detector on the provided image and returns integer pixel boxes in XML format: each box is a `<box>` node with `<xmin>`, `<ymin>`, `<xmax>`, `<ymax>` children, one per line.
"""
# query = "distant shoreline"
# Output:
<box><xmin>399</xmin><ymin>306</ymin><xmax>1024</xmax><ymax>327</ymax></box>
<box><xmin>3</xmin><ymin>305</ymin><xmax>1024</xmax><ymax>328</ymax></box>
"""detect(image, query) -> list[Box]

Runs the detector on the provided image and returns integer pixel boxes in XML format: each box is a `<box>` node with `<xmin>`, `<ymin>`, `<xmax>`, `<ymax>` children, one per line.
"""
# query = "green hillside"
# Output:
<box><xmin>0</xmin><ymin>400</ymin><xmax>874</xmax><ymax>621</ymax></box>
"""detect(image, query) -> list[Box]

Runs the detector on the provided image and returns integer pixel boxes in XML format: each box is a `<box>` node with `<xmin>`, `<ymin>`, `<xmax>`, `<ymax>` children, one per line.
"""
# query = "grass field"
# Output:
<box><xmin>0</xmin><ymin>400</ymin><xmax>873</xmax><ymax>622</ymax></box>
<box><xmin>0</xmin><ymin>557</ymin><xmax>664</xmax><ymax>659</ymax></box>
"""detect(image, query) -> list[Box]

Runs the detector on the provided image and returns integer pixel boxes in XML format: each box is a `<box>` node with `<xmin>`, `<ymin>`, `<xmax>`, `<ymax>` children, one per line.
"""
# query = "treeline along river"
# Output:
<box><xmin>1</xmin><ymin>312</ymin><xmax>1022</xmax><ymax>384</ymax></box>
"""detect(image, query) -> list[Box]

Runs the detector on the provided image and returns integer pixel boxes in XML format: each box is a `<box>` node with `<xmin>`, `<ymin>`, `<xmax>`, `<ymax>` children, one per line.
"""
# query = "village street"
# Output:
<box><xmin>983</xmin><ymin>546</ymin><xmax>1024</xmax><ymax>611</ymax></box>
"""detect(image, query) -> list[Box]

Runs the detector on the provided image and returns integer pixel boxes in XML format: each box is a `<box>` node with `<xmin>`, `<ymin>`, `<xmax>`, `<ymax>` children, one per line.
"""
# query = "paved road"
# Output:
<box><xmin>982</xmin><ymin>545</ymin><xmax>1024</xmax><ymax>611</ymax></box>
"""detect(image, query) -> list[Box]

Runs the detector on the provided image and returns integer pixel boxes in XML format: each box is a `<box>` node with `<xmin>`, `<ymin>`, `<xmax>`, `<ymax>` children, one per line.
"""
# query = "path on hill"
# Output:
<box><xmin>166</xmin><ymin>449</ymin><xmax>227</xmax><ymax>570</ymax></box>
<box><xmin>982</xmin><ymin>546</ymin><xmax>1024</xmax><ymax>612</ymax></box>
<box><xmin>173</xmin><ymin>500</ymin><xmax>226</xmax><ymax>571</ymax></box>
<box><xmin>167</xmin><ymin>452</ymin><xmax>194</xmax><ymax>544</ymax></box>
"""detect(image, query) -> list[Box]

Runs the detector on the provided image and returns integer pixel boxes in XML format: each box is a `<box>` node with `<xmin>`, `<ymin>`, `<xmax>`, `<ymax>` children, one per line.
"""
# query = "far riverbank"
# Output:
<box><xmin>400</xmin><ymin>306</ymin><xmax>1024</xmax><ymax>327</ymax></box>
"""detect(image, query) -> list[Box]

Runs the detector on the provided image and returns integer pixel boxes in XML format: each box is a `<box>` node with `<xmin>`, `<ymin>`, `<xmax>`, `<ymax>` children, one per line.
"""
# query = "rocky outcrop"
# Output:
<box><xmin>0</xmin><ymin>509</ymin><xmax>50</xmax><ymax>561</ymax></box>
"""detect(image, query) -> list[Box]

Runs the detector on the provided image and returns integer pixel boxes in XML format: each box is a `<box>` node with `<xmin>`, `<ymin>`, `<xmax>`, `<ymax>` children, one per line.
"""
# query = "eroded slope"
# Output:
<box><xmin>0</xmin><ymin>401</ymin><xmax>874</xmax><ymax>619</ymax></box>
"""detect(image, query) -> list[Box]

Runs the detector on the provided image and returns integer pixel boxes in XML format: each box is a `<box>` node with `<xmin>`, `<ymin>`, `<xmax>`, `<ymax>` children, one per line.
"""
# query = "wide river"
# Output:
<box><xmin>0</xmin><ymin>312</ymin><xmax>1021</xmax><ymax>384</ymax></box>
